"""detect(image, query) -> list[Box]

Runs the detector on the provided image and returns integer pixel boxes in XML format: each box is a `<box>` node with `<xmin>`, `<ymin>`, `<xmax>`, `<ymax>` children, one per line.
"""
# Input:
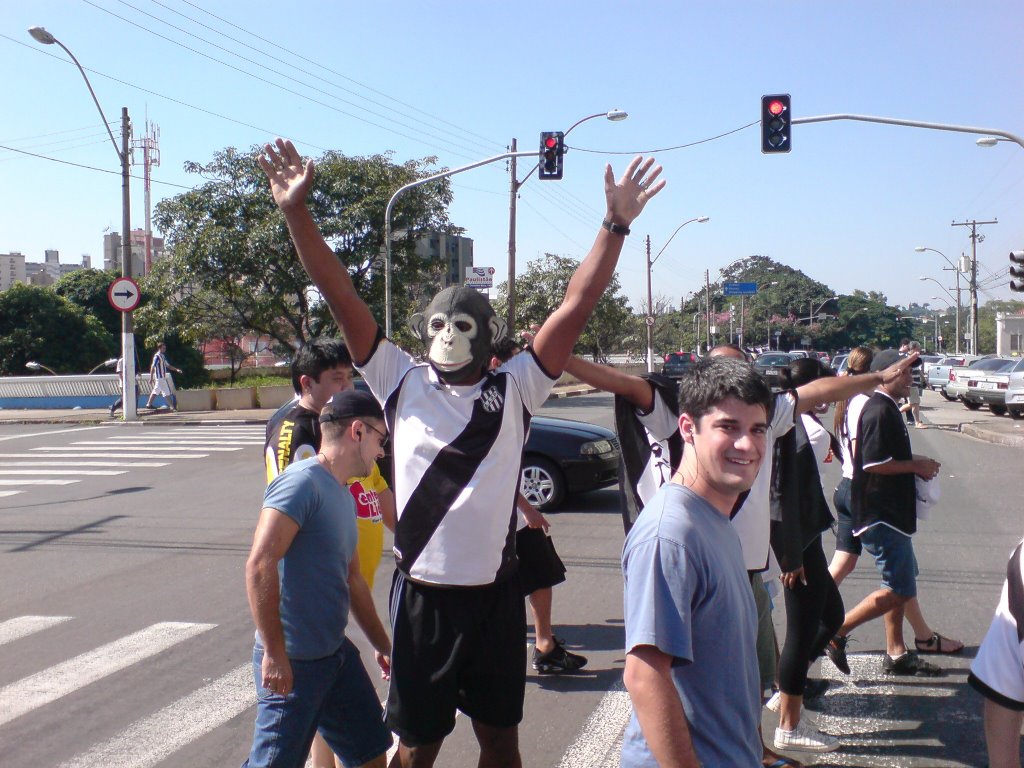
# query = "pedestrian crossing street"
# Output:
<box><xmin>0</xmin><ymin>425</ymin><xmax>265</xmax><ymax>499</ymax></box>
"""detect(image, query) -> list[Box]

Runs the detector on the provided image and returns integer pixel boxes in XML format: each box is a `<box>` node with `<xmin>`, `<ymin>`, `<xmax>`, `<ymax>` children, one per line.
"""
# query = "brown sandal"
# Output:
<box><xmin>915</xmin><ymin>632</ymin><xmax>963</xmax><ymax>655</ymax></box>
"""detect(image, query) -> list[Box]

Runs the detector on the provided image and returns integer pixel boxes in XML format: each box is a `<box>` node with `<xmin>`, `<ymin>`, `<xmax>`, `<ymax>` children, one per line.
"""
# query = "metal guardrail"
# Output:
<box><xmin>0</xmin><ymin>374</ymin><xmax>157</xmax><ymax>409</ymax></box>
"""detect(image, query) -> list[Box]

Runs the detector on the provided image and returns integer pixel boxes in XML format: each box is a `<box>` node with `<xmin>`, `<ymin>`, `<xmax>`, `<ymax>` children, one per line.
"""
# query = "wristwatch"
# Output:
<box><xmin>601</xmin><ymin>218</ymin><xmax>631</xmax><ymax>236</ymax></box>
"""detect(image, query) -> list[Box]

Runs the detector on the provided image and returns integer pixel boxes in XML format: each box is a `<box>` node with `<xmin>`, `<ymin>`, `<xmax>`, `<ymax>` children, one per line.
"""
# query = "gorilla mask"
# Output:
<box><xmin>410</xmin><ymin>286</ymin><xmax>507</xmax><ymax>384</ymax></box>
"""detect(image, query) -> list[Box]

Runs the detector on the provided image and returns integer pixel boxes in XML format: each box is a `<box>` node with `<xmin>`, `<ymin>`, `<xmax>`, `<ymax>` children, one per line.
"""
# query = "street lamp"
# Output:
<box><xmin>645</xmin><ymin>216</ymin><xmax>709</xmax><ymax>371</ymax></box>
<box><xmin>808</xmin><ymin>296</ymin><xmax>839</xmax><ymax>325</ymax></box>
<box><xmin>918</xmin><ymin>276</ymin><xmax>958</xmax><ymax>304</ymax></box>
<box><xmin>915</xmin><ymin>246</ymin><xmax>963</xmax><ymax>354</ymax></box>
<box><xmin>88</xmin><ymin>358</ymin><xmax>120</xmax><ymax>375</ymax></box>
<box><xmin>507</xmin><ymin>109</ymin><xmax>628</xmax><ymax>329</ymax></box>
<box><xmin>25</xmin><ymin>361</ymin><xmax>58</xmax><ymax>375</ymax></box>
<box><xmin>30</xmin><ymin>26</ymin><xmax>137</xmax><ymax>421</ymax></box>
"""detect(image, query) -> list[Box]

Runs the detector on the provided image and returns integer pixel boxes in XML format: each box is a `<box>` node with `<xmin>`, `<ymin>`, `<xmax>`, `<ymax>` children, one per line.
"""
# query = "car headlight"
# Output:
<box><xmin>580</xmin><ymin>439</ymin><xmax>613</xmax><ymax>456</ymax></box>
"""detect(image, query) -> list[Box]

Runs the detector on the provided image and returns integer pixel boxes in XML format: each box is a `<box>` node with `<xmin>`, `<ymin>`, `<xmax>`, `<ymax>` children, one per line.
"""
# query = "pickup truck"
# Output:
<box><xmin>927</xmin><ymin>355</ymin><xmax>972</xmax><ymax>400</ymax></box>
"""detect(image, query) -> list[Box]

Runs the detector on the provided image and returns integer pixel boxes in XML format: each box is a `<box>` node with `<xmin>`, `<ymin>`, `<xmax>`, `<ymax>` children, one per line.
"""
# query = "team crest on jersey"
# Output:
<box><xmin>480</xmin><ymin>385</ymin><xmax>504</xmax><ymax>413</ymax></box>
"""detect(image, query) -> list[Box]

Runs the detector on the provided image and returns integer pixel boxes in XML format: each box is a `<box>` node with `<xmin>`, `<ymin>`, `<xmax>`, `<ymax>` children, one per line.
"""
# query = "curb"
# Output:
<box><xmin>960</xmin><ymin>422</ymin><xmax>1024</xmax><ymax>449</ymax></box>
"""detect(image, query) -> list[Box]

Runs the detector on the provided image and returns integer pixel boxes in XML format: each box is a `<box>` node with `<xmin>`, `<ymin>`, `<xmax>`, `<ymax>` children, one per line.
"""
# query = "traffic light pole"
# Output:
<box><xmin>791</xmin><ymin>113</ymin><xmax>1024</xmax><ymax>150</ymax></box>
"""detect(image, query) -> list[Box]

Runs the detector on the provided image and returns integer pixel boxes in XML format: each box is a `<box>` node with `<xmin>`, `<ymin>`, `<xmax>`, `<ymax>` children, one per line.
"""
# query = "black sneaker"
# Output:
<box><xmin>532</xmin><ymin>638</ymin><xmax>587</xmax><ymax>674</ymax></box>
<box><xmin>882</xmin><ymin>651</ymin><xmax>942</xmax><ymax>677</ymax></box>
<box><xmin>826</xmin><ymin>635</ymin><xmax>851</xmax><ymax>675</ymax></box>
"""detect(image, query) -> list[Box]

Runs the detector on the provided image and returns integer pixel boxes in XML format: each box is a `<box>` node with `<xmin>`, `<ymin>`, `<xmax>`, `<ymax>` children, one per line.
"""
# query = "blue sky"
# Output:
<box><xmin>4</xmin><ymin>0</ymin><xmax>1023</xmax><ymax>314</ymax></box>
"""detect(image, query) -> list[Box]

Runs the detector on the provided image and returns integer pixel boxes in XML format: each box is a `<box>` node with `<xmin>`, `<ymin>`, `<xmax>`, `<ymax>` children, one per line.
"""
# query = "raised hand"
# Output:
<box><xmin>604</xmin><ymin>156</ymin><xmax>666</xmax><ymax>226</ymax></box>
<box><xmin>880</xmin><ymin>351</ymin><xmax>920</xmax><ymax>388</ymax></box>
<box><xmin>258</xmin><ymin>138</ymin><xmax>314</xmax><ymax>212</ymax></box>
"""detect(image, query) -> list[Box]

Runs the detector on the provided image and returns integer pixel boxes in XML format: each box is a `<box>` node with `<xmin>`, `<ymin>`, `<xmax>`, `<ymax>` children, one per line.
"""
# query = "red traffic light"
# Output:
<box><xmin>768</xmin><ymin>100</ymin><xmax>785</xmax><ymax>116</ymax></box>
<box><xmin>544</xmin><ymin>136</ymin><xmax>558</xmax><ymax>149</ymax></box>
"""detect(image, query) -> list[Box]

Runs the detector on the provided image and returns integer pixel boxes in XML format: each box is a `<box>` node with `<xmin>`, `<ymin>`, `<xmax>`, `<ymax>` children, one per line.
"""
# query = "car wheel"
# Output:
<box><xmin>990</xmin><ymin>404</ymin><xmax>1008</xmax><ymax>416</ymax></box>
<box><xmin>1010</xmin><ymin>407</ymin><xmax>1024</xmax><ymax>420</ymax></box>
<box><xmin>963</xmin><ymin>399</ymin><xmax>982</xmax><ymax>411</ymax></box>
<box><xmin>941</xmin><ymin>389</ymin><xmax>957</xmax><ymax>402</ymax></box>
<box><xmin>520</xmin><ymin>456</ymin><xmax>566</xmax><ymax>512</ymax></box>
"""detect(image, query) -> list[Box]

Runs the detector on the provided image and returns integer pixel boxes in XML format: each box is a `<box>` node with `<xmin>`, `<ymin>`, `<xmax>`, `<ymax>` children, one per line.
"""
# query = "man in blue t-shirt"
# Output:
<box><xmin>621</xmin><ymin>358</ymin><xmax>773</xmax><ymax>767</ymax></box>
<box><xmin>242</xmin><ymin>390</ymin><xmax>394</xmax><ymax>768</ymax></box>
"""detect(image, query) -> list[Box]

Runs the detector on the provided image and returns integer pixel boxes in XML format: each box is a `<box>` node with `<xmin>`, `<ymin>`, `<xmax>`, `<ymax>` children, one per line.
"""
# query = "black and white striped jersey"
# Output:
<box><xmin>358</xmin><ymin>336</ymin><xmax>556</xmax><ymax>586</ymax></box>
<box><xmin>969</xmin><ymin>538</ymin><xmax>1024</xmax><ymax>710</ymax></box>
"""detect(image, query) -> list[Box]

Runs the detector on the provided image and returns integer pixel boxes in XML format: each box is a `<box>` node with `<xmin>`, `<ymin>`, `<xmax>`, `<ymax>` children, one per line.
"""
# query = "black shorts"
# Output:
<box><xmin>516</xmin><ymin>527</ymin><xmax>567</xmax><ymax>596</ymax></box>
<box><xmin>386</xmin><ymin>570</ymin><xmax>526</xmax><ymax>746</ymax></box>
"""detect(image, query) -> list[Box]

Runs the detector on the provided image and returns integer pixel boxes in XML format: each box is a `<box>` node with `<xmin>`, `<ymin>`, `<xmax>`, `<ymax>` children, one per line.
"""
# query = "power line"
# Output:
<box><xmin>0</xmin><ymin>138</ymin><xmax>110</xmax><ymax>163</ymax></box>
<box><xmin>566</xmin><ymin>119</ymin><xmax>760</xmax><ymax>156</ymax></box>
<box><xmin>0</xmin><ymin>123</ymin><xmax>117</xmax><ymax>143</ymax></box>
<box><xmin>172</xmin><ymin>0</ymin><xmax>500</xmax><ymax>149</ymax></box>
<box><xmin>81</xmin><ymin>0</ymin><xmax>487</xmax><ymax>161</ymax></box>
<box><xmin>148</xmin><ymin>0</ymin><xmax>499</xmax><ymax>154</ymax></box>
<box><xmin>0</xmin><ymin>143</ymin><xmax>194</xmax><ymax>189</ymax></box>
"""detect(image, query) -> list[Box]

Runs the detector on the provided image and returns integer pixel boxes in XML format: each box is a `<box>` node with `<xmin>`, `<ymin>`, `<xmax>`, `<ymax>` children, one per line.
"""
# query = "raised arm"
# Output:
<box><xmin>531</xmin><ymin>157</ymin><xmax>665</xmax><ymax>376</ymax></box>
<box><xmin>259</xmin><ymin>138</ymin><xmax>378</xmax><ymax>362</ymax></box>
<box><xmin>564</xmin><ymin>356</ymin><xmax>654</xmax><ymax>411</ymax></box>
<box><xmin>794</xmin><ymin>352</ymin><xmax>920</xmax><ymax>415</ymax></box>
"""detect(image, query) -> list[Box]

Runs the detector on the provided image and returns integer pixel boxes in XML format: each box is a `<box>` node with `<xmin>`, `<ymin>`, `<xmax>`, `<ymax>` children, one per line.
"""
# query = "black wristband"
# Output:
<box><xmin>602</xmin><ymin>218</ymin><xmax>630</xmax><ymax>236</ymax></box>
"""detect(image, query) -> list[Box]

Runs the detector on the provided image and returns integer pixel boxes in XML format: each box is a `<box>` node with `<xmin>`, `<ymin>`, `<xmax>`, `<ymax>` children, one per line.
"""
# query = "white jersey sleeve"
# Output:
<box><xmin>499</xmin><ymin>348</ymin><xmax>558</xmax><ymax>415</ymax></box>
<box><xmin>970</xmin><ymin>540</ymin><xmax>1024</xmax><ymax>709</ymax></box>
<box><xmin>772</xmin><ymin>391</ymin><xmax>797</xmax><ymax>437</ymax></box>
<box><xmin>637</xmin><ymin>393</ymin><xmax>679</xmax><ymax>442</ymax></box>
<box><xmin>356</xmin><ymin>336</ymin><xmax>419</xmax><ymax>405</ymax></box>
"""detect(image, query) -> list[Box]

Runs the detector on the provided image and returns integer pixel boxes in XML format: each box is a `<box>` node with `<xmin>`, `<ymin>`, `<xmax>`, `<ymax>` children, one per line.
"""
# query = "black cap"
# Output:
<box><xmin>870</xmin><ymin>349</ymin><xmax>921</xmax><ymax>372</ymax></box>
<box><xmin>319</xmin><ymin>389</ymin><xmax>383</xmax><ymax>424</ymax></box>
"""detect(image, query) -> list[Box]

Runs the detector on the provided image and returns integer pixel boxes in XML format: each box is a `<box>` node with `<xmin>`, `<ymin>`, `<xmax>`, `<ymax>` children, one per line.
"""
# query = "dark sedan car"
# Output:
<box><xmin>661</xmin><ymin>351</ymin><xmax>697</xmax><ymax>378</ymax></box>
<box><xmin>520</xmin><ymin>415</ymin><xmax>620</xmax><ymax>511</ymax></box>
<box><xmin>753</xmin><ymin>352</ymin><xmax>793</xmax><ymax>390</ymax></box>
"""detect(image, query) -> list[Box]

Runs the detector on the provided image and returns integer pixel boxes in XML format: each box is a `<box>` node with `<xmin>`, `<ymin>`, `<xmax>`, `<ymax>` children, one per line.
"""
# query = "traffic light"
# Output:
<box><xmin>761</xmin><ymin>94</ymin><xmax>791</xmax><ymax>154</ymax></box>
<box><xmin>1011</xmin><ymin>250</ymin><xmax>1024</xmax><ymax>292</ymax></box>
<box><xmin>539</xmin><ymin>131</ymin><xmax>564</xmax><ymax>180</ymax></box>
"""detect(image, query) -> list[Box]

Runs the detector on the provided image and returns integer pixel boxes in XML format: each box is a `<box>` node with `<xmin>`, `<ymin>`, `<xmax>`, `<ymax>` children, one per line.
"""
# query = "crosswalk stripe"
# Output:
<box><xmin>0</xmin><ymin>490</ymin><xmax>24</xmax><ymax>497</ymax></box>
<box><xmin>0</xmin><ymin>479</ymin><xmax>78</xmax><ymax>486</ymax></box>
<box><xmin>0</xmin><ymin>621</ymin><xmax>215</xmax><ymax>727</ymax></box>
<box><xmin>71</xmin><ymin>440</ymin><xmax>261</xmax><ymax>445</ymax></box>
<box><xmin>37</xmin><ymin>446</ymin><xmax>236</xmax><ymax>453</ymax></box>
<box><xmin>0</xmin><ymin>426</ymin><xmax>109</xmax><ymax>443</ymax></box>
<box><xmin>556</xmin><ymin>681</ymin><xmax>631</xmax><ymax>768</ymax></box>
<box><xmin>0</xmin><ymin>461</ymin><xmax>169</xmax><ymax>468</ymax></box>
<box><xmin>58</xmin><ymin>663</ymin><xmax>255</xmax><ymax>768</ymax></box>
<box><xmin>0</xmin><ymin>616</ymin><xmax>73</xmax><ymax>646</ymax></box>
<box><xmin>0</xmin><ymin>469</ymin><xmax>128</xmax><ymax>476</ymax></box>
<box><xmin>3</xmin><ymin>453</ymin><xmax>205</xmax><ymax>460</ymax></box>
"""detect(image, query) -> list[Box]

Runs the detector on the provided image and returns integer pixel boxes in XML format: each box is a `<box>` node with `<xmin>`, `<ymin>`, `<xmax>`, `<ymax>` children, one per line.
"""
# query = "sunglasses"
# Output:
<box><xmin>362</xmin><ymin>421</ymin><xmax>389</xmax><ymax>448</ymax></box>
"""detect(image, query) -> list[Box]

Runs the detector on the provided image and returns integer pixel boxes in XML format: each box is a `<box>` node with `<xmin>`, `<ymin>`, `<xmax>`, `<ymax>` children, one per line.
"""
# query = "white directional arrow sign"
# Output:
<box><xmin>107</xmin><ymin>277</ymin><xmax>141</xmax><ymax>313</ymax></box>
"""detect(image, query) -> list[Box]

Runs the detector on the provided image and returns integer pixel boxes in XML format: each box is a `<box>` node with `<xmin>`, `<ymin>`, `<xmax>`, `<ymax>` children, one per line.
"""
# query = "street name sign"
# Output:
<box><xmin>723</xmin><ymin>282</ymin><xmax>758</xmax><ymax>296</ymax></box>
<box><xmin>107</xmin><ymin>277</ymin><xmax>141</xmax><ymax>312</ymax></box>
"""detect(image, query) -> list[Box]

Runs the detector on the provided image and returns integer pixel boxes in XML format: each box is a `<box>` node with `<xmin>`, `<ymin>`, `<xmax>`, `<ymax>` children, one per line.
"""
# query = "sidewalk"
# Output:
<box><xmin>0</xmin><ymin>384</ymin><xmax>599</xmax><ymax>426</ymax></box>
<box><xmin>917</xmin><ymin>389</ymin><xmax>1024</xmax><ymax>448</ymax></box>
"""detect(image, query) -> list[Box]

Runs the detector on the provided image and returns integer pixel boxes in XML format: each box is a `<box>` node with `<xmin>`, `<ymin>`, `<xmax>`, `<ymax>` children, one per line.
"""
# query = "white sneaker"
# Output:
<box><xmin>774</xmin><ymin>722</ymin><xmax>839</xmax><ymax>753</ymax></box>
<box><xmin>765</xmin><ymin>690</ymin><xmax>782</xmax><ymax>712</ymax></box>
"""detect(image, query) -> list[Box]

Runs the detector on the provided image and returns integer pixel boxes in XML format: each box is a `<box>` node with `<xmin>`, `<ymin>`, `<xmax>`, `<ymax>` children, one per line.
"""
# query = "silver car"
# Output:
<box><xmin>1006</xmin><ymin>364</ymin><xmax>1024</xmax><ymax>420</ymax></box>
<box><xmin>963</xmin><ymin>357</ymin><xmax>1024</xmax><ymax>416</ymax></box>
<box><xmin>949</xmin><ymin>357</ymin><xmax>1012</xmax><ymax>406</ymax></box>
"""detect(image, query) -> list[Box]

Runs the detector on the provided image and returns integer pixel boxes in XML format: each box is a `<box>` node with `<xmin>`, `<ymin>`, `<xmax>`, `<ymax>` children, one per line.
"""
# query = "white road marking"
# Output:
<box><xmin>59</xmin><ymin>663</ymin><xmax>255</xmax><ymax>768</ymax></box>
<box><xmin>4</xmin><ymin>453</ymin><xmax>205</xmax><ymax>460</ymax></box>
<box><xmin>39</xmin><ymin>446</ymin><xmax>238</xmax><ymax>452</ymax></box>
<box><xmin>0</xmin><ymin>479</ymin><xmax>78</xmax><ymax>486</ymax></box>
<box><xmin>0</xmin><ymin>490</ymin><xmax>24</xmax><ymax>497</ymax></box>
<box><xmin>0</xmin><ymin>461</ymin><xmax>169</xmax><ymax>467</ymax></box>
<box><xmin>0</xmin><ymin>615</ymin><xmax>73</xmax><ymax>646</ymax></box>
<box><xmin>0</xmin><ymin>469</ymin><xmax>128</xmax><ymax>476</ymax></box>
<box><xmin>0</xmin><ymin>426</ymin><xmax>110</xmax><ymax>443</ymax></box>
<box><xmin>0</xmin><ymin>621</ymin><xmax>215</xmax><ymax>727</ymax></box>
<box><xmin>556</xmin><ymin>681</ymin><xmax>631</xmax><ymax>768</ymax></box>
<box><xmin>72</xmin><ymin>438</ymin><xmax>261</xmax><ymax>444</ymax></box>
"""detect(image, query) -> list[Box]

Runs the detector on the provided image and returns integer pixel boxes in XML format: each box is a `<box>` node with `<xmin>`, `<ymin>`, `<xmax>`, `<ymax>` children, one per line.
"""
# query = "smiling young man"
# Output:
<box><xmin>621</xmin><ymin>357</ymin><xmax>772</xmax><ymax>767</ymax></box>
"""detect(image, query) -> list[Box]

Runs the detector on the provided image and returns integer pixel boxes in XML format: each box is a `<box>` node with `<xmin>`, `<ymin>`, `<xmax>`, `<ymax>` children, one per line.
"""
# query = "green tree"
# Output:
<box><xmin>148</xmin><ymin>145</ymin><xmax>456</xmax><ymax>355</ymax></box>
<box><xmin>0</xmin><ymin>284</ymin><xmax>116</xmax><ymax>374</ymax></box>
<box><xmin>493</xmin><ymin>253</ymin><xmax>636</xmax><ymax>361</ymax></box>
<box><xmin>53</xmin><ymin>268</ymin><xmax>123</xmax><ymax>338</ymax></box>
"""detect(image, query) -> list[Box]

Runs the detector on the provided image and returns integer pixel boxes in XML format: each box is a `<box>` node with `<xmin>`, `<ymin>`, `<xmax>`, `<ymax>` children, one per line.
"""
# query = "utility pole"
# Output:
<box><xmin>645</xmin><ymin>235</ymin><xmax>654</xmax><ymax>372</ymax></box>
<box><xmin>705</xmin><ymin>269</ymin><xmax>711</xmax><ymax>353</ymax></box>
<box><xmin>132</xmin><ymin>119</ymin><xmax>160</xmax><ymax>275</ymax></box>
<box><xmin>506</xmin><ymin>138</ymin><xmax>518</xmax><ymax>332</ymax></box>
<box><xmin>952</xmin><ymin>218</ymin><xmax>997</xmax><ymax>355</ymax></box>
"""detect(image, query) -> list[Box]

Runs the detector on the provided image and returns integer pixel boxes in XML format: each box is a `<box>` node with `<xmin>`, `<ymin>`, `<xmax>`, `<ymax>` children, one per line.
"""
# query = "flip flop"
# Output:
<box><xmin>915</xmin><ymin>631</ymin><xmax>964</xmax><ymax>654</ymax></box>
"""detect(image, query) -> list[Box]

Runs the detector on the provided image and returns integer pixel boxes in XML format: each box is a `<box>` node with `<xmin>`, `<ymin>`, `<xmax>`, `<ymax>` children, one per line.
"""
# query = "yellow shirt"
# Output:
<box><xmin>346</xmin><ymin>463</ymin><xmax>388</xmax><ymax>588</ymax></box>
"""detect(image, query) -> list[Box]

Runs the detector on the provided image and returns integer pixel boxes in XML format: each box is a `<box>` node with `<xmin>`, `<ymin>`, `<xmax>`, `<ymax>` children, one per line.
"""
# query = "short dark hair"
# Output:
<box><xmin>291</xmin><ymin>338</ymin><xmax>352</xmax><ymax>394</ymax></box>
<box><xmin>491</xmin><ymin>336</ymin><xmax>522</xmax><ymax>364</ymax></box>
<box><xmin>678</xmin><ymin>357</ymin><xmax>773</xmax><ymax>425</ymax></box>
<box><xmin>786</xmin><ymin>357</ymin><xmax>833</xmax><ymax>388</ymax></box>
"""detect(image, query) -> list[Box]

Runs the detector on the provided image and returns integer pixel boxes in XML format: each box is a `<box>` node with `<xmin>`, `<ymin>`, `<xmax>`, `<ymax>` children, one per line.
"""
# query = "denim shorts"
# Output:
<box><xmin>832</xmin><ymin>478</ymin><xmax>862</xmax><ymax>556</ymax></box>
<box><xmin>859</xmin><ymin>524</ymin><xmax>918</xmax><ymax>598</ymax></box>
<box><xmin>243</xmin><ymin>638</ymin><xmax>391</xmax><ymax>768</ymax></box>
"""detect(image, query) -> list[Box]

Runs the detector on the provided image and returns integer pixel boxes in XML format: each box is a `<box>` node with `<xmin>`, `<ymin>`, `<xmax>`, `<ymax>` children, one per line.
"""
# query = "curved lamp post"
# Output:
<box><xmin>506</xmin><ymin>109</ymin><xmax>627</xmax><ymax>330</ymax></box>
<box><xmin>29</xmin><ymin>26</ymin><xmax>137</xmax><ymax>421</ymax></box>
<box><xmin>88</xmin><ymin>358</ymin><xmax>120</xmax><ymax>375</ymax></box>
<box><xmin>26</xmin><ymin>361</ymin><xmax>59</xmax><ymax>376</ymax></box>
<box><xmin>646</xmin><ymin>216</ymin><xmax>709</xmax><ymax>371</ymax></box>
<box><xmin>915</xmin><ymin>246</ymin><xmax>963</xmax><ymax>353</ymax></box>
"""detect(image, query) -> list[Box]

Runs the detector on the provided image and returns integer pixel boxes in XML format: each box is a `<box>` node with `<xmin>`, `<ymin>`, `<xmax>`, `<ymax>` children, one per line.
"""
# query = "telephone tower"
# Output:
<box><xmin>132</xmin><ymin>120</ymin><xmax>161</xmax><ymax>275</ymax></box>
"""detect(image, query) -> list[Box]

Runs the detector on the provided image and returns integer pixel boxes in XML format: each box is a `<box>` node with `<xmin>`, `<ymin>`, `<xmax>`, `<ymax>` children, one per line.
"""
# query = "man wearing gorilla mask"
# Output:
<box><xmin>261</xmin><ymin>137</ymin><xmax>664</xmax><ymax>768</ymax></box>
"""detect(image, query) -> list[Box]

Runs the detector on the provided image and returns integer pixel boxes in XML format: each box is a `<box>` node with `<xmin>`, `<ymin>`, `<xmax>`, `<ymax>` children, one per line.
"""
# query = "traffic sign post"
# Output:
<box><xmin>107</xmin><ymin>277</ymin><xmax>141</xmax><ymax>313</ymax></box>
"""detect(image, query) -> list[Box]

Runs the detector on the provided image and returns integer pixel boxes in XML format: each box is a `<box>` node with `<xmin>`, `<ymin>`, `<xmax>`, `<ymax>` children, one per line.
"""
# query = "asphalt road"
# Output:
<box><xmin>0</xmin><ymin>394</ymin><xmax>1019</xmax><ymax>767</ymax></box>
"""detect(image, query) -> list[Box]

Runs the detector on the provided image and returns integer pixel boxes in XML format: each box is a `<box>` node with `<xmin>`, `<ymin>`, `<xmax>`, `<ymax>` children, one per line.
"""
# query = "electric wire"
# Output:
<box><xmin>147</xmin><ymin>0</ymin><xmax>499</xmax><ymax>155</ymax></box>
<box><xmin>0</xmin><ymin>144</ymin><xmax>194</xmax><ymax>189</ymax></box>
<box><xmin>565</xmin><ymin>119</ymin><xmax>760</xmax><ymax>156</ymax></box>
<box><xmin>0</xmin><ymin>138</ymin><xmax>111</xmax><ymax>163</ymax></box>
<box><xmin>0</xmin><ymin>123</ymin><xmax>118</xmax><ymax>143</ymax></box>
<box><xmin>81</xmin><ymin>0</ymin><xmax>487</xmax><ymax>161</ymax></box>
